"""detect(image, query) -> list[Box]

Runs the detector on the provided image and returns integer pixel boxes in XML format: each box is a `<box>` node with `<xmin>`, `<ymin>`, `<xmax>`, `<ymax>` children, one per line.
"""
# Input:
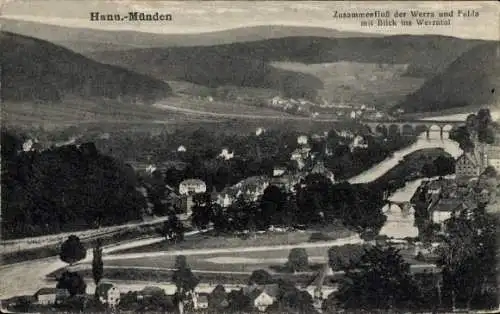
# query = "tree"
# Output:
<box><xmin>436</xmin><ymin>211</ymin><xmax>496</xmax><ymax>310</ymax></box>
<box><xmin>161</xmin><ymin>213</ymin><xmax>185</xmax><ymax>242</ymax></box>
<box><xmin>328</xmin><ymin>244</ymin><xmax>369</xmax><ymax>271</ymax></box>
<box><xmin>191</xmin><ymin>197</ymin><xmax>211</xmax><ymax>230</ymax></box>
<box><xmin>449</xmin><ymin>126</ymin><xmax>474</xmax><ymax>152</ymax></box>
<box><xmin>248</xmin><ymin>269</ymin><xmax>273</xmax><ymax>285</ymax></box>
<box><xmin>336</xmin><ymin>246</ymin><xmax>424</xmax><ymax>311</ymax></box>
<box><xmin>60</xmin><ymin>235</ymin><xmax>87</xmax><ymax>265</ymax></box>
<box><xmin>56</xmin><ymin>271</ymin><xmax>87</xmax><ymax>296</ymax></box>
<box><xmin>92</xmin><ymin>240</ymin><xmax>104</xmax><ymax>286</ymax></box>
<box><xmin>483</xmin><ymin>165</ymin><xmax>498</xmax><ymax>178</ymax></box>
<box><xmin>287</xmin><ymin>248</ymin><xmax>309</xmax><ymax>273</ymax></box>
<box><xmin>172</xmin><ymin>255</ymin><xmax>199</xmax><ymax>299</ymax></box>
<box><xmin>433</xmin><ymin>155</ymin><xmax>456</xmax><ymax>177</ymax></box>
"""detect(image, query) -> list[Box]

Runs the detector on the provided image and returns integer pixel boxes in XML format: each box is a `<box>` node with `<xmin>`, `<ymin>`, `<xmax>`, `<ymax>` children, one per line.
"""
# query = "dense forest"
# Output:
<box><xmin>1</xmin><ymin>129</ymin><xmax>147</xmax><ymax>239</ymax></box>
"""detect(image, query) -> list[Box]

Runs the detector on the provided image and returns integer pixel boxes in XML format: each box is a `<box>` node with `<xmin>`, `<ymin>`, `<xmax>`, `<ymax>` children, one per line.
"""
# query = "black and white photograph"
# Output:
<box><xmin>0</xmin><ymin>1</ymin><xmax>499</xmax><ymax>313</ymax></box>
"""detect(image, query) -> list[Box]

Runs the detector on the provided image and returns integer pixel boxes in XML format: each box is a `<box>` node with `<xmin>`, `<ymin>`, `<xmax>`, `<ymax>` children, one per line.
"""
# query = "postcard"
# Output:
<box><xmin>1</xmin><ymin>1</ymin><xmax>499</xmax><ymax>313</ymax></box>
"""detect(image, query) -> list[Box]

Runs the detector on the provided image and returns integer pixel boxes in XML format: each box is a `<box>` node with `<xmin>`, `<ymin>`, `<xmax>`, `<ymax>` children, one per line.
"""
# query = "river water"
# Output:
<box><xmin>350</xmin><ymin>131</ymin><xmax>463</xmax><ymax>239</ymax></box>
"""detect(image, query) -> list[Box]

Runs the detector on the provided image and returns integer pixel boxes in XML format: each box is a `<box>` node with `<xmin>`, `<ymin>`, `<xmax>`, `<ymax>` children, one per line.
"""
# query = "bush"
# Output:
<box><xmin>308</xmin><ymin>232</ymin><xmax>332</xmax><ymax>242</ymax></box>
<box><xmin>287</xmin><ymin>248</ymin><xmax>309</xmax><ymax>272</ymax></box>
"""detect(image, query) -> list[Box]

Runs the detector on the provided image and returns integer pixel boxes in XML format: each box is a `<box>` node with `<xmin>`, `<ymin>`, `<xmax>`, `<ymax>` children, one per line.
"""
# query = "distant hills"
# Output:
<box><xmin>86</xmin><ymin>35</ymin><xmax>487</xmax><ymax>102</ymax></box>
<box><xmin>1</xmin><ymin>31</ymin><xmax>172</xmax><ymax>105</ymax></box>
<box><xmin>393</xmin><ymin>42</ymin><xmax>500</xmax><ymax>114</ymax></box>
<box><xmin>0</xmin><ymin>18</ymin><xmax>381</xmax><ymax>52</ymax></box>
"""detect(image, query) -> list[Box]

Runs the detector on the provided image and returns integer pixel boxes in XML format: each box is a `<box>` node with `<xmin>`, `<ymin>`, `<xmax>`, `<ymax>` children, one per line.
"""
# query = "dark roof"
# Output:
<box><xmin>252</xmin><ymin>284</ymin><xmax>280</xmax><ymax>300</ymax></box>
<box><xmin>433</xmin><ymin>198</ymin><xmax>463</xmax><ymax>212</ymax></box>
<box><xmin>34</xmin><ymin>288</ymin><xmax>58</xmax><ymax>296</ymax></box>
<box><xmin>96</xmin><ymin>283</ymin><xmax>115</xmax><ymax>297</ymax></box>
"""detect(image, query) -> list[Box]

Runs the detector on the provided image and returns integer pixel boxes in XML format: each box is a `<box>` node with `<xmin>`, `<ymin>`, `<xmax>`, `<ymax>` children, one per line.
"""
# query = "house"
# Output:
<box><xmin>219</xmin><ymin>148</ymin><xmax>234</xmax><ymax>160</ymax></box>
<box><xmin>311</xmin><ymin>160</ymin><xmax>335</xmax><ymax>183</ymax></box>
<box><xmin>179</xmin><ymin>179</ymin><xmax>207</xmax><ymax>195</ymax></box>
<box><xmin>430</xmin><ymin>199</ymin><xmax>462</xmax><ymax>226</ymax></box>
<box><xmin>177</xmin><ymin>145</ymin><xmax>187</xmax><ymax>152</ymax></box>
<box><xmin>250</xmin><ymin>284</ymin><xmax>280</xmax><ymax>312</ymax></box>
<box><xmin>455</xmin><ymin>152</ymin><xmax>482</xmax><ymax>178</ymax></box>
<box><xmin>350</xmin><ymin>135</ymin><xmax>368</xmax><ymax>151</ymax></box>
<box><xmin>192</xmin><ymin>292</ymin><xmax>209</xmax><ymax>310</ymax></box>
<box><xmin>255</xmin><ymin>127</ymin><xmax>266</xmax><ymax>136</ymax></box>
<box><xmin>273</xmin><ymin>167</ymin><xmax>287</xmax><ymax>177</ymax></box>
<box><xmin>297</xmin><ymin>135</ymin><xmax>308</xmax><ymax>145</ymax></box>
<box><xmin>146</xmin><ymin>164</ymin><xmax>157</xmax><ymax>174</ymax></box>
<box><xmin>486</xmin><ymin>145</ymin><xmax>500</xmax><ymax>172</ymax></box>
<box><xmin>216</xmin><ymin>193</ymin><xmax>233</xmax><ymax>208</ymax></box>
<box><xmin>96</xmin><ymin>282</ymin><xmax>120</xmax><ymax>307</ymax></box>
<box><xmin>209</xmin><ymin>284</ymin><xmax>229</xmax><ymax>309</ymax></box>
<box><xmin>33</xmin><ymin>288</ymin><xmax>69</xmax><ymax>305</ymax></box>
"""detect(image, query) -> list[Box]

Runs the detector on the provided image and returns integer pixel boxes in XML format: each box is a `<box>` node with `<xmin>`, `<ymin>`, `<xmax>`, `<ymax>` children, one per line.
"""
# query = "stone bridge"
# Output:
<box><xmin>360</xmin><ymin>119</ymin><xmax>464</xmax><ymax>139</ymax></box>
<box><xmin>385</xmin><ymin>201</ymin><xmax>413</xmax><ymax>217</ymax></box>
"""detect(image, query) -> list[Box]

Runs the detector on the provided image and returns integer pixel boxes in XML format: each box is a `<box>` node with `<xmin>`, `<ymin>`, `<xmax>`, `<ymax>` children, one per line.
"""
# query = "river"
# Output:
<box><xmin>351</xmin><ymin>130</ymin><xmax>463</xmax><ymax>239</ymax></box>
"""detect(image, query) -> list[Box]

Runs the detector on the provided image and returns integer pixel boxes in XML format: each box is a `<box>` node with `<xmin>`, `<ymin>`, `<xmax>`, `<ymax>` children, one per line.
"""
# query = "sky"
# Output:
<box><xmin>1</xmin><ymin>1</ymin><xmax>499</xmax><ymax>40</ymax></box>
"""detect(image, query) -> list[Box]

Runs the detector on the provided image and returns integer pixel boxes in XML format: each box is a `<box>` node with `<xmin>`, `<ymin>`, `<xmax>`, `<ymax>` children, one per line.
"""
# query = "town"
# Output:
<box><xmin>1</xmin><ymin>3</ymin><xmax>499</xmax><ymax>313</ymax></box>
<box><xmin>1</xmin><ymin>108</ymin><xmax>499</xmax><ymax>314</ymax></box>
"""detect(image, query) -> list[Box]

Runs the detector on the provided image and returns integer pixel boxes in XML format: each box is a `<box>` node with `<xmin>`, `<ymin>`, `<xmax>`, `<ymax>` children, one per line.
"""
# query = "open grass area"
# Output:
<box><xmin>109</xmin><ymin>224</ymin><xmax>355</xmax><ymax>255</ymax></box>
<box><xmin>271</xmin><ymin>61</ymin><xmax>425</xmax><ymax>109</ymax></box>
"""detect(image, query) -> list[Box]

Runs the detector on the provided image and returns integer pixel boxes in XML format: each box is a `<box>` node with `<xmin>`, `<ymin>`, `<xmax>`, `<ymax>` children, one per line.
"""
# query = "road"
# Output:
<box><xmin>0</xmin><ymin>232</ymin><xmax>359</xmax><ymax>299</ymax></box>
<box><xmin>153</xmin><ymin>103</ymin><xmax>342</xmax><ymax>122</ymax></box>
<box><xmin>1</xmin><ymin>217</ymin><xmax>169</xmax><ymax>253</ymax></box>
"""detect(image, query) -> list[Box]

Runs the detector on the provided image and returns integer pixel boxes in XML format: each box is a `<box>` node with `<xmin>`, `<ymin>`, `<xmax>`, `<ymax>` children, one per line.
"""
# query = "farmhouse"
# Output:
<box><xmin>179</xmin><ymin>179</ymin><xmax>207</xmax><ymax>195</ymax></box>
<box><xmin>96</xmin><ymin>282</ymin><xmax>120</xmax><ymax>307</ymax></box>
<box><xmin>33</xmin><ymin>288</ymin><xmax>69</xmax><ymax>305</ymax></box>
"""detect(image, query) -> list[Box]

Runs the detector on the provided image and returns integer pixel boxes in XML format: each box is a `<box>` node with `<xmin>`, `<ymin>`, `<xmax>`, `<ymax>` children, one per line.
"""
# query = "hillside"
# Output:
<box><xmin>84</xmin><ymin>35</ymin><xmax>486</xmax><ymax>103</ymax></box>
<box><xmin>1</xmin><ymin>19</ymin><xmax>380</xmax><ymax>52</ymax></box>
<box><xmin>393</xmin><ymin>42</ymin><xmax>500</xmax><ymax>114</ymax></box>
<box><xmin>0</xmin><ymin>31</ymin><xmax>172</xmax><ymax>106</ymax></box>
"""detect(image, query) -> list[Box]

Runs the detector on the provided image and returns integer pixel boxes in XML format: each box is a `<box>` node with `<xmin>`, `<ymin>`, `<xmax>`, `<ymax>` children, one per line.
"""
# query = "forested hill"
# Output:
<box><xmin>0</xmin><ymin>31</ymin><xmax>172</xmax><ymax>105</ymax></box>
<box><xmin>393</xmin><ymin>41</ymin><xmax>500</xmax><ymax>114</ymax></box>
<box><xmin>1</xmin><ymin>129</ymin><xmax>147</xmax><ymax>239</ymax></box>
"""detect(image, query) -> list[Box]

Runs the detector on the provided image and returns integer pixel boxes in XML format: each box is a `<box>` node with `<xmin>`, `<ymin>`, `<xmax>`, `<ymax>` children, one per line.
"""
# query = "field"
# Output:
<box><xmin>109</xmin><ymin>224</ymin><xmax>354</xmax><ymax>255</ymax></box>
<box><xmin>271</xmin><ymin>61</ymin><xmax>425</xmax><ymax>109</ymax></box>
<box><xmin>154</xmin><ymin>95</ymin><xmax>293</xmax><ymax>117</ymax></box>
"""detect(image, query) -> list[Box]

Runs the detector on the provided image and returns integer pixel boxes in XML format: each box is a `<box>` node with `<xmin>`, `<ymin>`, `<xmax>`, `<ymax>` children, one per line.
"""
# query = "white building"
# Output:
<box><xmin>297</xmin><ymin>135</ymin><xmax>308</xmax><ymax>145</ymax></box>
<box><xmin>219</xmin><ymin>148</ymin><xmax>234</xmax><ymax>160</ymax></box>
<box><xmin>486</xmin><ymin>145</ymin><xmax>500</xmax><ymax>173</ymax></box>
<box><xmin>273</xmin><ymin>167</ymin><xmax>286</xmax><ymax>177</ymax></box>
<box><xmin>216</xmin><ymin>193</ymin><xmax>233</xmax><ymax>208</ymax></box>
<box><xmin>350</xmin><ymin>135</ymin><xmax>368</xmax><ymax>151</ymax></box>
<box><xmin>96</xmin><ymin>283</ymin><xmax>121</xmax><ymax>307</ymax></box>
<box><xmin>34</xmin><ymin>288</ymin><xmax>69</xmax><ymax>305</ymax></box>
<box><xmin>255</xmin><ymin>127</ymin><xmax>266</xmax><ymax>136</ymax></box>
<box><xmin>179</xmin><ymin>179</ymin><xmax>207</xmax><ymax>195</ymax></box>
<box><xmin>252</xmin><ymin>285</ymin><xmax>279</xmax><ymax>312</ymax></box>
<box><xmin>177</xmin><ymin>145</ymin><xmax>187</xmax><ymax>153</ymax></box>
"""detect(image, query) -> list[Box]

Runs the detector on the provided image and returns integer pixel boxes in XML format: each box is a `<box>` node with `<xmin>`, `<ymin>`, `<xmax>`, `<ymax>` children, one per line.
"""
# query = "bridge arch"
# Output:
<box><xmin>401</xmin><ymin>124</ymin><xmax>415</xmax><ymax>136</ymax></box>
<box><xmin>375</xmin><ymin>124</ymin><xmax>388</xmax><ymax>137</ymax></box>
<box><xmin>388</xmin><ymin>124</ymin><xmax>400</xmax><ymax>136</ymax></box>
<box><xmin>428</xmin><ymin>124</ymin><xmax>442</xmax><ymax>139</ymax></box>
<box><xmin>441</xmin><ymin>124</ymin><xmax>453</xmax><ymax>139</ymax></box>
<box><xmin>415</xmin><ymin>125</ymin><xmax>428</xmax><ymax>137</ymax></box>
